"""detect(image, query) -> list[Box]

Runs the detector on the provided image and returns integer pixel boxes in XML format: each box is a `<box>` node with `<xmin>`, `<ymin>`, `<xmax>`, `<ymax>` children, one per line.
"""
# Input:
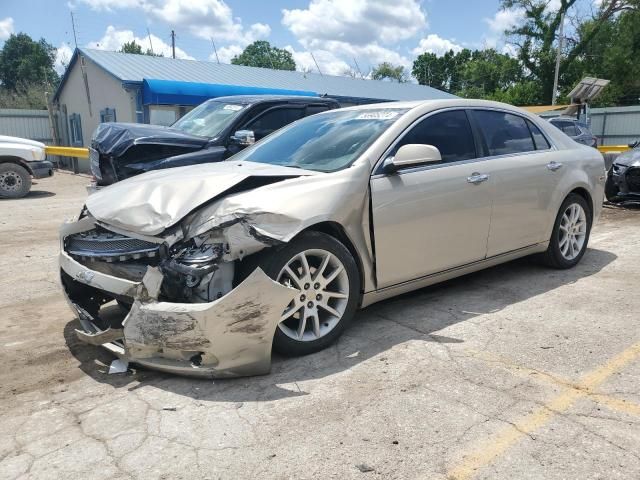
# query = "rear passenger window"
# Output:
<box><xmin>394</xmin><ymin>110</ymin><xmax>476</xmax><ymax>163</ymax></box>
<box><xmin>246</xmin><ymin>107</ymin><xmax>305</xmax><ymax>140</ymax></box>
<box><xmin>527</xmin><ymin>120</ymin><xmax>551</xmax><ymax>150</ymax></box>
<box><xmin>473</xmin><ymin>110</ymin><xmax>535</xmax><ymax>156</ymax></box>
<box><xmin>553</xmin><ymin>121</ymin><xmax>579</xmax><ymax>136</ymax></box>
<box><xmin>305</xmin><ymin>105</ymin><xmax>330</xmax><ymax>116</ymax></box>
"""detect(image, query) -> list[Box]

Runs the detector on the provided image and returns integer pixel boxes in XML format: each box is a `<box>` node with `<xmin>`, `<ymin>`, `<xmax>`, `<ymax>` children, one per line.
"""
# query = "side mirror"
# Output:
<box><xmin>384</xmin><ymin>144</ymin><xmax>442</xmax><ymax>173</ymax></box>
<box><xmin>230</xmin><ymin>130</ymin><xmax>255</xmax><ymax>146</ymax></box>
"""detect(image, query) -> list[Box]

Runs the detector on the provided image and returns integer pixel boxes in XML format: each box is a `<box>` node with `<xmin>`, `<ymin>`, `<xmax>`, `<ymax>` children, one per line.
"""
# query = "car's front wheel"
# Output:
<box><xmin>543</xmin><ymin>193</ymin><xmax>592</xmax><ymax>269</ymax></box>
<box><xmin>256</xmin><ymin>231</ymin><xmax>360</xmax><ymax>356</ymax></box>
<box><xmin>0</xmin><ymin>163</ymin><xmax>31</xmax><ymax>198</ymax></box>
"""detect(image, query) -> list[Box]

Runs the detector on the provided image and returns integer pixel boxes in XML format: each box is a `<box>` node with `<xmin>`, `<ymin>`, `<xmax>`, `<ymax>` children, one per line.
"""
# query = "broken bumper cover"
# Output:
<box><xmin>59</xmin><ymin>248</ymin><xmax>295</xmax><ymax>379</ymax></box>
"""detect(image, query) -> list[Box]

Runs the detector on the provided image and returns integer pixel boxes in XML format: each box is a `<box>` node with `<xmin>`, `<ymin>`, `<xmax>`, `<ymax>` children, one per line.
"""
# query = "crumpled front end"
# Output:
<box><xmin>59</xmin><ymin>216</ymin><xmax>296</xmax><ymax>378</ymax></box>
<box><xmin>608</xmin><ymin>149</ymin><xmax>640</xmax><ymax>201</ymax></box>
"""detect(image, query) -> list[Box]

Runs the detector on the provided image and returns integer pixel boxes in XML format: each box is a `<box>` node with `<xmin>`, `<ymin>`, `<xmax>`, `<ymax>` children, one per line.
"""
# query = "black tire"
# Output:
<box><xmin>542</xmin><ymin>193</ymin><xmax>592</xmax><ymax>269</ymax></box>
<box><xmin>253</xmin><ymin>231</ymin><xmax>360</xmax><ymax>357</ymax></box>
<box><xmin>0</xmin><ymin>163</ymin><xmax>31</xmax><ymax>199</ymax></box>
<box><xmin>604</xmin><ymin>170</ymin><xmax>619</xmax><ymax>202</ymax></box>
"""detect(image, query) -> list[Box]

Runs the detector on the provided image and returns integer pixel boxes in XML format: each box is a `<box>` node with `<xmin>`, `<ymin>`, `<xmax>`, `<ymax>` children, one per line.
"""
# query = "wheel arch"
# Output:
<box><xmin>568</xmin><ymin>186</ymin><xmax>594</xmax><ymax>219</ymax></box>
<box><xmin>298</xmin><ymin>221</ymin><xmax>366</xmax><ymax>301</ymax></box>
<box><xmin>0</xmin><ymin>156</ymin><xmax>34</xmax><ymax>175</ymax></box>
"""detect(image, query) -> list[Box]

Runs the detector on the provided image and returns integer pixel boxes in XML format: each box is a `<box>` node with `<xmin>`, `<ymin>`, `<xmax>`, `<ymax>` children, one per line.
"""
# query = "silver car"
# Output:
<box><xmin>59</xmin><ymin>99</ymin><xmax>605</xmax><ymax>378</ymax></box>
<box><xmin>549</xmin><ymin>116</ymin><xmax>598</xmax><ymax>148</ymax></box>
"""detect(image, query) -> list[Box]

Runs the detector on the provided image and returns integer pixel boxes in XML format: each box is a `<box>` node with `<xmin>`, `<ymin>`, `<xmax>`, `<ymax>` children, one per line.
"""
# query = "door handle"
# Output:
<box><xmin>467</xmin><ymin>172</ymin><xmax>490</xmax><ymax>184</ymax></box>
<box><xmin>546</xmin><ymin>161</ymin><xmax>563</xmax><ymax>171</ymax></box>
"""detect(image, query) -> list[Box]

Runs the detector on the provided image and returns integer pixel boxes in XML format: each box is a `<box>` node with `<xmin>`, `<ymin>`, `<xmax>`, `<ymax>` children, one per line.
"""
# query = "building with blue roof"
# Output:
<box><xmin>53</xmin><ymin>47</ymin><xmax>453</xmax><ymax>155</ymax></box>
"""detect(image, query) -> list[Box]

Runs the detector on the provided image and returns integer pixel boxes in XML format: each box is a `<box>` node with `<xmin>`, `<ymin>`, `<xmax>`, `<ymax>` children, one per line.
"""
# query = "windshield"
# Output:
<box><xmin>172</xmin><ymin>101</ymin><xmax>246</xmax><ymax>138</ymax></box>
<box><xmin>231</xmin><ymin>108</ymin><xmax>408</xmax><ymax>172</ymax></box>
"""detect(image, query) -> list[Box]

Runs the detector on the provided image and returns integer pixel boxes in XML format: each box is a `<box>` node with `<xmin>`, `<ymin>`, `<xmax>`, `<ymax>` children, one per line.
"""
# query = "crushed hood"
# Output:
<box><xmin>86</xmin><ymin>161</ymin><xmax>317</xmax><ymax>235</ymax></box>
<box><xmin>614</xmin><ymin>148</ymin><xmax>640</xmax><ymax>167</ymax></box>
<box><xmin>92</xmin><ymin>122</ymin><xmax>209</xmax><ymax>157</ymax></box>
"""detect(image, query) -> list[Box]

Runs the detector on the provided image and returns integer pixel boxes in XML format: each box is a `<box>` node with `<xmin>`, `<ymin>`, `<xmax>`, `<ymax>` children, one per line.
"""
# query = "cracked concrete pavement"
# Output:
<box><xmin>1</xmin><ymin>172</ymin><xmax>639</xmax><ymax>479</ymax></box>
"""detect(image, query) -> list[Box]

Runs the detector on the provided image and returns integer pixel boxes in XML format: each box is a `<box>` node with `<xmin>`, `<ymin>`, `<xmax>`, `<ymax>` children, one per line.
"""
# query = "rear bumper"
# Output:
<box><xmin>59</xmin><ymin>219</ymin><xmax>296</xmax><ymax>378</ymax></box>
<box><xmin>30</xmin><ymin>160</ymin><xmax>54</xmax><ymax>179</ymax></box>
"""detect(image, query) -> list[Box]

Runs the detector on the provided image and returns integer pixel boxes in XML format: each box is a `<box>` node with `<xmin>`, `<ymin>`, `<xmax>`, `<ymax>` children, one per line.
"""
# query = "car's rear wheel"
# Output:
<box><xmin>255</xmin><ymin>231</ymin><xmax>360</xmax><ymax>356</ymax></box>
<box><xmin>542</xmin><ymin>193</ymin><xmax>592</xmax><ymax>269</ymax></box>
<box><xmin>0</xmin><ymin>163</ymin><xmax>31</xmax><ymax>199</ymax></box>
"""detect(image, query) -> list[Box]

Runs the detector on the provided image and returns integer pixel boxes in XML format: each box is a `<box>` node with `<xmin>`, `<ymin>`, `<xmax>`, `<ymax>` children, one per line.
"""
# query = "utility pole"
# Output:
<box><xmin>70</xmin><ymin>11</ymin><xmax>78</xmax><ymax>48</ymax></box>
<box><xmin>552</xmin><ymin>12</ymin><xmax>565</xmax><ymax>106</ymax></box>
<box><xmin>170</xmin><ymin>30</ymin><xmax>176</xmax><ymax>59</ymax></box>
<box><xmin>210</xmin><ymin>38</ymin><xmax>220</xmax><ymax>64</ymax></box>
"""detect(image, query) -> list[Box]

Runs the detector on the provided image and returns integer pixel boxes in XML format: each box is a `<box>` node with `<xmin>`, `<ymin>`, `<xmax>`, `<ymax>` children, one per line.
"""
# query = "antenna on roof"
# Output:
<box><xmin>310</xmin><ymin>51</ymin><xmax>323</xmax><ymax>76</ymax></box>
<box><xmin>146</xmin><ymin>28</ymin><xmax>154</xmax><ymax>55</ymax></box>
<box><xmin>353</xmin><ymin>57</ymin><xmax>364</xmax><ymax>79</ymax></box>
<box><xmin>70</xmin><ymin>11</ymin><xmax>78</xmax><ymax>48</ymax></box>
<box><xmin>210</xmin><ymin>38</ymin><xmax>220</xmax><ymax>64</ymax></box>
<box><xmin>170</xmin><ymin>30</ymin><xmax>176</xmax><ymax>59</ymax></box>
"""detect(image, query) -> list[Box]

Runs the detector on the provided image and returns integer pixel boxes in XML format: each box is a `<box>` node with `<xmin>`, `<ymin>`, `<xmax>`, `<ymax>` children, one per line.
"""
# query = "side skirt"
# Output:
<box><xmin>361</xmin><ymin>242</ymin><xmax>548</xmax><ymax>308</ymax></box>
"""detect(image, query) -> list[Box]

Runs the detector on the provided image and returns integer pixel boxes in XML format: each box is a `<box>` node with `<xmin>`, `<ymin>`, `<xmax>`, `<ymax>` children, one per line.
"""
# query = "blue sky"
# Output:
<box><xmin>0</xmin><ymin>0</ymin><xmax>526</xmax><ymax>76</ymax></box>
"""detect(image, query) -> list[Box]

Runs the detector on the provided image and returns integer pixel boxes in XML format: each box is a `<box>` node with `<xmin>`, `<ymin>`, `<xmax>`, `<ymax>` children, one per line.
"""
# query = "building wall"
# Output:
<box><xmin>0</xmin><ymin>109</ymin><xmax>52</xmax><ymax>143</ymax></box>
<box><xmin>56</xmin><ymin>55</ymin><xmax>138</xmax><ymax>171</ymax></box>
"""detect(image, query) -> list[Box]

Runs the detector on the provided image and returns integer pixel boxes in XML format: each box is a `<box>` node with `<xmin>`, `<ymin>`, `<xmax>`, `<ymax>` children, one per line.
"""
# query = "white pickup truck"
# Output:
<box><xmin>0</xmin><ymin>135</ymin><xmax>54</xmax><ymax>198</ymax></box>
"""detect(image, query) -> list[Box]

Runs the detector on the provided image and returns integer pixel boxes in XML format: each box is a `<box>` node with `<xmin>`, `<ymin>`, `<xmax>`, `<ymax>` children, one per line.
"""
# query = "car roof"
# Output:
<box><xmin>337</xmin><ymin>98</ymin><xmax>536</xmax><ymax>116</ymax></box>
<box><xmin>208</xmin><ymin>95</ymin><xmax>339</xmax><ymax>106</ymax></box>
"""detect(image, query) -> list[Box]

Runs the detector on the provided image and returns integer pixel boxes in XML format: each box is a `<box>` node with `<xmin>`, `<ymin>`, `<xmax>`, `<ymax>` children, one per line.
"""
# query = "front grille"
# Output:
<box><xmin>66</xmin><ymin>228</ymin><xmax>160</xmax><ymax>262</ymax></box>
<box><xmin>626</xmin><ymin>168</ymin><xmax>640</xmax><ymax>193</ymax></box>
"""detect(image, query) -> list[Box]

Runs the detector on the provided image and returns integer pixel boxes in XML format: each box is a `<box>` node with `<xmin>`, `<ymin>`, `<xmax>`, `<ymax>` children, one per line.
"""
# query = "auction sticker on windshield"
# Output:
<box><xmin>355</xmin><ymin>111</ymin><xmax>402</xmax><ymax>120</ymax></box>
<box><xmin>223</xmin><ymin>104</ymin><xmax>244</xmax><ymax>111</ymax></box>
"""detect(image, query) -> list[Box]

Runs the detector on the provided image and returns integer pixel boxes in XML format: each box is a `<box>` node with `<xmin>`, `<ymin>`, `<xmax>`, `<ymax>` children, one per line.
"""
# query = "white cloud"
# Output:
<box><xmin>0</xmin><ymin>17</ymin><xmax>14</xmax><ymax>41</ymax></box>
<box><xmin>78</xmin><ymin>0</ymin><xmax>271</xmax><ymax>44</ymax></box>
<box><xmin>284</xmin><ymin>46</ymin><xmax>351</xmax><ymax>76</ymax></box>
<box><xmin>55</xmin><ymin>42</ymin><xmax>74</xmax><ymax>74</ymax></box>
<box><xmin>412</xmin><ymin>34</ymin><xmax>463</xmax><ymax>56</ymax></box>
<box><xmin>87</xmin><ymin>25</ymin><xmax>195</xmax><ymax>59</ymax></box>
<box><xmin>211</xmin><ymin>44</ymin><xmax>243</xmax><ymax>64</ymax></box>
<box><xmin>282</xmin><ymin>0</ymin><xmax>427</xmax><ymax>48</ymax></box>
<box><xmin>281</xmin><ymin>0</ymin><xmax>422</xmax><ymax>76</ymax></box>
<box><xmin>484</xmin><ymin>8</ymin><xmax>525</xmax><ymax>35</ymax></box>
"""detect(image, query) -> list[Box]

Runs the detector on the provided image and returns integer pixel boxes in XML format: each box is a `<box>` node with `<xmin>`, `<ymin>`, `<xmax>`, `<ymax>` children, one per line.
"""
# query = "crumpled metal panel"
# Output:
<box><xmin>613</xmin><ymin>148</ymin><xmax>640</xmax><ymax>167</ymax></box>
<box><xmin>122</xmin><ymin>268</ymin><xmax>296</xmax><ymax>377</ymax></box>
<box><xmin>85</xmin><ymin>161</ymin><xmax>317</xmax><ymax>236</ymax></box>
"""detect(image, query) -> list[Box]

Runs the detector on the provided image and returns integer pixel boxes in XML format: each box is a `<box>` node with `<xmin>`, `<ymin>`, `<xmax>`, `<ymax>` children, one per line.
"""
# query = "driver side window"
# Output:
<box><xmin>393</xmin><ymin>110</ymin><xmax>477</xmax><ymax>164</ymax></box>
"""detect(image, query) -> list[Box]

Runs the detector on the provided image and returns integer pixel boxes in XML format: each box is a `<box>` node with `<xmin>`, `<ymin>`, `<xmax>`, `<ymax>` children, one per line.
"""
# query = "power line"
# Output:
<box><xmin>146</xmin><ymin>27</ymin><xmax>154</xmax><ymax>55</ymax></box>
<box><xmin>310</xmin><ymin>51</ymin><xmax>323</xmax><ymax>76</ymax></box>
<box><xmin>210</xmin><ymin>38</ymin><xmax>220</xmax><ymax>64</ymax></box>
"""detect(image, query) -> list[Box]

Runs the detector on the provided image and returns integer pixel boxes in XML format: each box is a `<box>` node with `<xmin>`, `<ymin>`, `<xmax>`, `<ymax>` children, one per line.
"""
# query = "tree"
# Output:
<box><xmin>119</xmin><ymin>40</ymin><xmax>162</xmax><ymax>57</ymax></box>
<box><xmin>231</xmin><ymin>41</ymin><xmax>296</xmax><ymax>70</ymax></box>
<box><xmin>502</xmin><ymin>0</ymin><xmax>638</xmax><ymax>104</ymax></box>
<box><xmin>371</xmin><ymin>62</ymin><xmax>408</xmax><ymax>82</ymax></box>
<box><xmin>0</xmin><ymin>33</ymin><xmax>58</xmax><ymax>91</ymax></box>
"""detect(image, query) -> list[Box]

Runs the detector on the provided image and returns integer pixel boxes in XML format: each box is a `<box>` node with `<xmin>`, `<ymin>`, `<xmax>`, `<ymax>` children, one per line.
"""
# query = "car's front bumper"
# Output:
<box><xmin>59</xmin><ymin>219</ymin><xmax>296</xmax><ymax>378</ymax></box>
<box><xmin>609</xmin><ymin>165</ymin><xmax>640</xmax><ymax>201</ymax></box>
<box><xmin>30</xmin><ymin>160</ymin><xmax>54</xmax><ymax>179</ymax></box>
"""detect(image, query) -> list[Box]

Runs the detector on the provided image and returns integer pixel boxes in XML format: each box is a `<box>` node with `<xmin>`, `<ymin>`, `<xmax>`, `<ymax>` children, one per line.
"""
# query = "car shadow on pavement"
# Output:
<box><xmin>63</xmin><ymin>247</ymin><xmax>617</xmax><ymax>402</ymax></box>
<box><xmin>0</xmin><ymin>190</ymin><xmax>56</xmax><ymax>200</ymax></box>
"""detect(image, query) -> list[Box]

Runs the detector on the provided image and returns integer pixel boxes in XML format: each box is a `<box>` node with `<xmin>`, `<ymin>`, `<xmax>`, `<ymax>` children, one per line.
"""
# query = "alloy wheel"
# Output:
<box><xmin>558</xmin><ymin>203</ymin><xmax>587</xmax><ymax>261</ymax></box>
<box><xmin>276</xmin><ymin>249</ymin><xmax>350</xmax><ymax>342</ymax></box>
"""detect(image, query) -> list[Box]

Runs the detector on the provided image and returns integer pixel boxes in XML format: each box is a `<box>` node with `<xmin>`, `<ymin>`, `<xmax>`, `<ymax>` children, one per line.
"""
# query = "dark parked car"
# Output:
<box><xmin>549</xmin><ymin>117</ymin><xmax>598</xmax><ymax>148</ymax></box>
<box><xmin>90</xmin><ymin>95</ymin><xmax>339</xmax><ymax>186</ymax></box>
<box><xmin>605</xmin><ymin>142</ymin><xmax>640</xmax><ymax>202</ymax></box>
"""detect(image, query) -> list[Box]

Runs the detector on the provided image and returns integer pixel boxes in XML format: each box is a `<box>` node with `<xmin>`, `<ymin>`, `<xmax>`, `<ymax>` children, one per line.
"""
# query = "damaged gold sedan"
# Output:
<box><xmin>60</xmin><ymin>99</ymin><xmax>605</xmax><ymax>377</ymax></box>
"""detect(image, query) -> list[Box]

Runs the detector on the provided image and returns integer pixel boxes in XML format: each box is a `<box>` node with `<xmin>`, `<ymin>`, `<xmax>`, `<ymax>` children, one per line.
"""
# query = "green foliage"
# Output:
<box><xmin>231</xmin><ymin>41</ymin><xmax>296</xmax><ymax>71</ymax></box>
<box><xmin>371</xmin><ymin>62</ymin><xmax>408</xmax><ymax>83</ymax></box>
<box><xmin>119</xmin><ymin>40</ymin><xmax>162</xmax><ymax>57</ymax></box>
<box><xmin>0</xmin><ymin>82</ymin><xmax>50</xmax><ymax>109</ymax></box>
<box><xmin>0</xmin><ymin>33</ymin><xmax>59</xmax><ymax>91</ymax></box>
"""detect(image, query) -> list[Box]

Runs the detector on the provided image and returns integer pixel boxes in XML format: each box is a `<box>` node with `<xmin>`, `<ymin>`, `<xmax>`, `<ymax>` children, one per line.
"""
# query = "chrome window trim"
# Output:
<box><xmin>371</xmin><ymin>105</ymin><xmax>557</xmax><ymax>177</ymax></box>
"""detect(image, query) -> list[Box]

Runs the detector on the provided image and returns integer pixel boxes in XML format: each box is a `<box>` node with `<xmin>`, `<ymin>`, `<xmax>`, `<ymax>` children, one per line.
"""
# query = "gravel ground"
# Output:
<box><xmin>1</xmin><ymin>172</ymin><xmax>639</xmax><ymax>480</ymax></box>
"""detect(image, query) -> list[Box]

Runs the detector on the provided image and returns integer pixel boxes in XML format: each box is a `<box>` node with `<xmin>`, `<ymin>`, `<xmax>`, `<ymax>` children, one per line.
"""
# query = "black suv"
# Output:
<box><xmin>90</xmin><ymin>95</ymin><xmax>339</xmax><ymax>186</ymax></box>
